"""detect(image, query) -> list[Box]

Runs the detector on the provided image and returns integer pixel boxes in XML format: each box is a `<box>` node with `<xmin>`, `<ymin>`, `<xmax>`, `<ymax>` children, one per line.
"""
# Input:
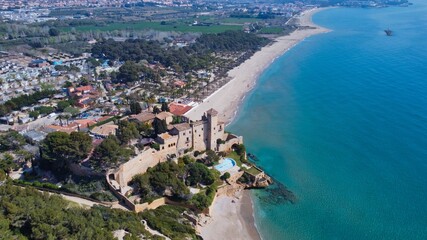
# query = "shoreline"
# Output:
<box><xmin>198</xmin><ymin>190</ymin><xmax>260</xmax><ymax>240</ymax></box>
<box><xmin>192</xmin><ymin>7</ymin><xmax>331</xmax><ymax>240</ymax></box>
<box><xmin>185</xmin><ymin>7</ymin><xmax>331</xmax><ymax>125</ymax></box>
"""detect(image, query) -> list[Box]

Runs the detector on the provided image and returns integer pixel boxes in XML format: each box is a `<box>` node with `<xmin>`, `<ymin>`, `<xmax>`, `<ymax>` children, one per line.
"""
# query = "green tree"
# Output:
<box><xmin>79</xmin><ymin>77</ymin><xmax>90</xmax><ymax>86</ymax></box>
<box><xmin>152</xmin><ymin>106</ymin><xmax>161</xmax><ymax>114</ymax></box>
<box><xmin>205</xmin><ymin>150</ymin><xmax>219</xmax><ymax>166</ymax></box>
<box><xmin>116</xmin><ymin>121</ymin><xmax>140</xmax><ymax>145</ymax></box>
<box><xmin>0</xmin><ymin>153</ymin><xmax>17</xmax><ymax>173</ymax></box>
<box><xmin>0</xmin><ymin>131</ymin><xmax>26</xmax><ymax>152</ymax></box>
<box><xmin>221</xmin><ymin>172</ymin><xmax>231</xmax><ymax>180</ymax></box>
<box><xmin>152</xmin><ymin>118</ymin><xmax>167</xmax><ymax>135</ymax></box>
<box><xmin>0</xmin><ymin>184</ymin><xmax>155</xmax><ymax>239</ymax></box>
<box><xmin>161</xmin><ymin>102</ymin><xmax>169</xmax><ymax>112</ymax></box>
<box><xmin>36</xmin><ymin>106</ymin><xmax>55</xmax><ymax>115</ymax></box>
<box><xmin>57</xmin><ymin>100</ymin><xmax>71</xmax><ymax>112</ymax></box>
<box><xmin>233</xmin><ymin>144</ymin><xmax>246</xmax><ymax>156</ymax></box>
<box><xmin>64</xmin><ymin>106</ymin><xmax>80</xmax><ymax>116</ymax></box>
<box><xmin>40</xmin><ymin>131</ymin><xmax>92</xmax><ymax>174</ymax></box>
<box><xmin>29</xmin><ymin>111</ymin><xmax>40</xmax><ymax>119</ymax></box>
<box><xmin>63</xmin><ymin>81</ymin><xmax>73</xmax><ymax>88</ymax></box>
<box><xmin>92</xmin><ymin>135</ymin><xmax>132</xmax><ymax>167</ymax></box>
<box><xmin>117</xmin><ymin>61</ymin><xmax>141</xmax><ymax>83</ymax></box>
<box><xmin>48</xmin><ymin>28</ymin><xmax>60</xmax><ymax>36</ymax></box>
<box><xmin>130</xmin><ymin>101</ymin><xmax>142</xmax><ymax>114</ymax></box>
<box><xmin>185</xmin><ymin>162</ymin><xmax>215</xmax><ymax>186</ymax></box>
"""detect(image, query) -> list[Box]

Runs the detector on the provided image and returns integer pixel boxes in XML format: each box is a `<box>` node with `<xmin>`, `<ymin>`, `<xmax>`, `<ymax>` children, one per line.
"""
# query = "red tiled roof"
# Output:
<box><xmin>169</xmin><ymin>102</ymin><xmax>192</xmax><ymax>116</ymax></box>
<box><xmin>96</xmin><ymin>116</ymin><xmax>113</xmax><ymax>122</ymax></box>
<box><xmin>74</xmin><ymin>119</ymin><xmax>97</xmax><ymax>127</ymax></box>
<box><xmin>174</xmin><ymin>80</ymin><xmax>186</xmax><ymax>87</ymax></box>
<box><xmin>75</xmin><ymin>86</ymin><xmax>93</xmax><ymax>92</ymax></box>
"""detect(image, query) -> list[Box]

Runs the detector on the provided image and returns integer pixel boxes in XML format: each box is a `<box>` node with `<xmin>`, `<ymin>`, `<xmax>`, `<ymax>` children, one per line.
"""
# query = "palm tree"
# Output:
<box><xmin>63</xmin><ymin>114</ymin><xmax>71</xmax><ymax>126</ymax></box>
<box><xmin>56</xmin><ymin>114</ymin><xmax>64</xmax><ymax>126</ymax></box>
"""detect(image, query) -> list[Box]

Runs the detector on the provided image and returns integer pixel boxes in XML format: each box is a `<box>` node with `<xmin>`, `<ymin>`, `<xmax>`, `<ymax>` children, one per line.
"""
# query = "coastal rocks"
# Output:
<box><xmin>238</xmin><ymin>171</ymin><xmax>273</xmax><ymax>189</ymax></box>
<box><xmin>253</xmin><ymin>175</ymin><xmax>273</xmax><ymax>188</ymax></box>
<box><xmin>261</xmin><ymin>180</ymin><xmax>297</xmax><ymax>205</ymax></box>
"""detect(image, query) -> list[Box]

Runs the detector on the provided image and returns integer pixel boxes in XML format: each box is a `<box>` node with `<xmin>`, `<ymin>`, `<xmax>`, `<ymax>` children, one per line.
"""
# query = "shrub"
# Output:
<box><xmin>194</xmin><ymin>151</ymin><xmax>200</xmax><ymax>157</ymax></box>
<box><xmin>221</xmin><ymin>172</ymin><xmax>231</xmax><ymax>180</ymax></box>
<box><xmin>151</xmin><ymin>143</ymin><xmax>160</xmax><ymax>151</ymax></box>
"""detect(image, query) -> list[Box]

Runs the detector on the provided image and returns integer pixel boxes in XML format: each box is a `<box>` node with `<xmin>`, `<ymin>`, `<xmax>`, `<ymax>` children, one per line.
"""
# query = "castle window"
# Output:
<box><xmin>214</xmin><ymin>127</ymin><xmax>216</xmax><ymax>130</ymax></box>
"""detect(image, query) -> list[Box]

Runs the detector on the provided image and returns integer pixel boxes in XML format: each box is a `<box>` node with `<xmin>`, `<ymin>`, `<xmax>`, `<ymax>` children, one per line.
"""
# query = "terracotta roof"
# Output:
<box><xmin>174</xmin><ymin>80</ymin><xmax>186</xmax><ymax>87</ymax></box>
<box><xmin>90</xmin><ymin>124</ymin><xmax>118</xmax><ymax>137</ymax></box>
<box><xmin>169</xmin><ymin>102</ymin><xmax>192</xmax><ymax>116</ymax></box>
<box><xmin>158</xmin><ymin>132</ymin><xmax>172</xmax><ymax>140</ymax></box>
<box><xmin>96</xmin><ymin>115</ymin><xmax>113</xmax><ymax>122</ymax></box>
<box><xmin>43</xmin><ymin>122</ymin><xmax>80</xmax><ymax>134</ymax></box>
<box><xmin>74</xmin><ymin>119</ymin><xmax>97</xmax><ymax>128</ymax></box>
<box><xmin>156</xmin><ymin>111</ymin><xmax>174</xmax><ymax>120</ymax></box>
<box><xmin>75</xmin><ymin>85</ymin><xmax>93</xmax><ymax>92</ymax></box>
<box><xmin>130</xmin><ymin>112</ymin><xmax>155</xmax><ymax>123</ymax></box>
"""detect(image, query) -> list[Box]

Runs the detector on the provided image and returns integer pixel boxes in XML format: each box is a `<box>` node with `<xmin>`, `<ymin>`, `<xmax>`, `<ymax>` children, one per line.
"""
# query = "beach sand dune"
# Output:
<box><xmin>194</xmin><ymin>8</ymin><xmax>330</xmax><ymax>240</ymax></box>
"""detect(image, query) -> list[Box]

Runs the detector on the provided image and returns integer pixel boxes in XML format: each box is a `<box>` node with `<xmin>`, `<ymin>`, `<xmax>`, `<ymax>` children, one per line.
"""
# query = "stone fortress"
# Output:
<box><xmin>108</xmin><ymin>108</ymin><xmax>243</xmax><ymax>196</ymax></box>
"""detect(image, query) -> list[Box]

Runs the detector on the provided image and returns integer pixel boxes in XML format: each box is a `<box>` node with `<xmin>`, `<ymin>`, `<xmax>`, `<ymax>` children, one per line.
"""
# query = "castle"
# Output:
<box><xmin>109</xmin><ymin>108</ymin><xmax>243</xmax><ymax>193</ymax></box>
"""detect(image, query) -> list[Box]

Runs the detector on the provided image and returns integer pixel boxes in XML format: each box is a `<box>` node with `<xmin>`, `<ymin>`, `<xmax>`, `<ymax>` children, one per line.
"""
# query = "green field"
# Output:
<box><xmin>220</xmin><ymin>17</ymin><xmax>260</xmax><ymax>24</ymax></box>
<box><xmin>63</xmin><ymin>20</ymin><xmax>243</xmax><ymax>33</ymax></box>
<box><xmin>258</xmin><ymin>27</ymin><xmax>284</xmax><ymax>34</ymax></box>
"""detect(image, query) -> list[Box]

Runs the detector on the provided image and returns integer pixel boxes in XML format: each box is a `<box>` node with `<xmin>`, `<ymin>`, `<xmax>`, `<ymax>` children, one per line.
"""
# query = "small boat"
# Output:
<box><xmin>384</xmin><ymin>29</ymin><xmax>393</xmax><ymax>36</ymax></box>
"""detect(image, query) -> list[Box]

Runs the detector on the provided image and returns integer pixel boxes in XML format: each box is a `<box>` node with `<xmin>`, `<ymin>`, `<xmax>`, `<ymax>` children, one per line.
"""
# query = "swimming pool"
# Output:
<box><xmin>214</xmin><ymin>158</ymin><xmax>236</xmax><ymax>172</ymax></box>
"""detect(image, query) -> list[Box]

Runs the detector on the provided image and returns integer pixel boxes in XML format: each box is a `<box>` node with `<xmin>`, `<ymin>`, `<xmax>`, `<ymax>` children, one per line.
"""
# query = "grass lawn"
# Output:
<box><xmin>220</xmin><ymin>17</ymin><xmax>260</xmax><ymax>24</ymax></box>
<box><xmin>258</xmin><ymin>27</ymin><xmax>283</xmax><ymax>34</ymax></box>
<box><xmin>226</xmin><ymin>151</ymin><xmax>243</xmax><ymax>167</ymax></box>
<box><xmin>62</xmin><ymin>20</ymin><xmax>242</xmax><ymax>33</ymax></box>
<box><xmin>245</xmin><ymin>167</ymin><xmax>262</xmax><ymax>176</ymax></box>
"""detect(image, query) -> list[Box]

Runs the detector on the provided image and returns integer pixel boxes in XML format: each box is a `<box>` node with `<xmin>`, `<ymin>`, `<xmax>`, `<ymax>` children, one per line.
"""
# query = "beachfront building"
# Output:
<box><xmin>108</xmin><ymin>108</ymin><xmax>243</xmax><ymax>194</ymax></box>
<box><xmin>170</xmin><ymin>108</ymin><xmax>226</xmax><ymax>153</ymax></box>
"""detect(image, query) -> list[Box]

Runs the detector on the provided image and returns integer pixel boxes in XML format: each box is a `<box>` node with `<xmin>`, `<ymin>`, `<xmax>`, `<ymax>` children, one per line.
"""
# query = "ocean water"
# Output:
<box><xmin>228</xmin><ymin>2</ymin><xmax>427</xmax><ymax>239</ymax></box>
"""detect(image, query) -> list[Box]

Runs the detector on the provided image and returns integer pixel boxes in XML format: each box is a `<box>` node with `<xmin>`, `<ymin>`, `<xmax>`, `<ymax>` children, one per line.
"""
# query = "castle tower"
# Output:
<box><xmin>206</xmin><ymin>108</ymin><xmax>218</xmax><ymax>151</ymax></box>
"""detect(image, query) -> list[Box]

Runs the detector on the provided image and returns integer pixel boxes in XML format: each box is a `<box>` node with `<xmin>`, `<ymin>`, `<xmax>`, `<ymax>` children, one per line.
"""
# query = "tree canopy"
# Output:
<box><xmin>152</xmin><ymin>118</ymin><xmax>167</xmax><ymax>135</ymax></box>
<box><xmin>0</xmin><ymin>184</ymin><xmax>153</xmax><ymax>239</ymax></box>
<box><xmin>40</xmin><ymin>131</ymin><xmax>92</xmax><ymax>174</ymax></box>
<box><xmin>116</xmin><ymin>120</ymin><xmax>140</xmax><ymax>145</ymax></box>
<box><xmin>91</xmin><ymin>135</ymin><xmax>133</xmax><ymax>168</ymax></box>
<box><xmin>91</xmin><ymin>31</ymin><xmax>269</xmax><ymax>75</ymax></box>
<box><xmin>0</xmin><ymin>131</ymin><xmax>26</xmax><ymax>152</ymax></box>
<box><xmin>130</xmin><ymin>101</ymin><xmax>142</xmax><ymax>114</ymax></box>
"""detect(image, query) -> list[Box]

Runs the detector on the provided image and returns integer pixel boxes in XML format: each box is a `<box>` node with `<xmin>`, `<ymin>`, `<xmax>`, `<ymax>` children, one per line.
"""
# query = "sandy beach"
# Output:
<box><xmin>198</xmin><ymin>190</ymin><xmax>260</xmax><ymax>240</ymax></box>
<box><xmin>192</xmin><ymin>8</ymin><xmax>330</xmax><ymax>240</ymax></box>
<box><xmin>185</xmin><ymin>8</ymin><xmax>330</xmax><ymax>124</ymax></box>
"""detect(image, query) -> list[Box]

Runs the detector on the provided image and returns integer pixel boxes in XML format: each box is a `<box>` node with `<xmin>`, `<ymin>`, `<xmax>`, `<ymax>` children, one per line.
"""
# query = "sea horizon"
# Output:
<box><xmin>228</xmin><ymin>1</ymin><xmax>427</xmax><ymax>239</ymax></box>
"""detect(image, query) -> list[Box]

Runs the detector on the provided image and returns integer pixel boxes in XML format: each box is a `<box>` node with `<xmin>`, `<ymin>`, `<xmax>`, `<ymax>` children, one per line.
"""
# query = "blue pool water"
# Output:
<box><xmin>214</xmin><ymin>158</ymin><xmax>236</xmax><ymax>172</ymax></box>
<box><xmin>228</xmin><ymin>1</ymin><xmax>427</xmax><ymax>239</ymax></box>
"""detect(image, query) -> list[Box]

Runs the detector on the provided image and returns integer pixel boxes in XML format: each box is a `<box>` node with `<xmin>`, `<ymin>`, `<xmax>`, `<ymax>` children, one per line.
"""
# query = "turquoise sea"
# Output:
<box><xmin>228</xmin><ymin>1</ymin><xmax>427</xmax><ymax>239</ymax></box>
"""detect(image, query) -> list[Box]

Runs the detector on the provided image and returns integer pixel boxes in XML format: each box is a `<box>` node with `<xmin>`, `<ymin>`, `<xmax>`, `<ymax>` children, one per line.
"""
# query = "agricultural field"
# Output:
<box><xmin>62</xmin><ymin>20</ymin><xmax>243</xmax><ymax>33</ymax></box>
